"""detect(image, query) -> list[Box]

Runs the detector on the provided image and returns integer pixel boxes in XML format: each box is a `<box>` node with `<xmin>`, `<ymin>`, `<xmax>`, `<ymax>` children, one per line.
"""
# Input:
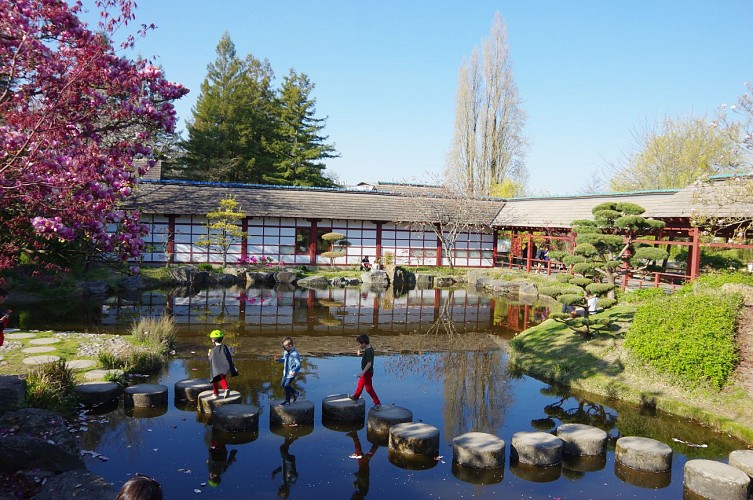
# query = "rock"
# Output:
<box><xmin>435</xmin><ymin>277</ymin><xmax>456</xmax><ymax>287</ymax></box>
<box><xmin>361</xmin><ymin>271</ymin><xmax>389</xmax><ymax>287</ymax></box>
<box><xmin>213</xmin><ymin>273</ymin><xmax>240</xmax><ymax>286</ymax></box>
<box><xmin>0</xmin><ymin>375</ymin><xmax>26</xmax><ymax>413</ymax></box>
<box><xmin>34</xmin><ymin>470</ymin><xmax>116</xmax><ymax>500</ymax></box>
<box><xmin>684</xmin><ymin>459</ymin><xmax>750</xmax><ymax>500</ymax></box>
<box><xmin>168</xmin><ymin>266</ymin><xmax>209</xmax><ymax>287</ymax></box>
<box><xmin>0</xmin><ymin>435</ymin><xmax>83</xmax><ymax>473</ymax></box>
<box><xmin>415</xmin><ymin>274</ymin><xmax>435</xmax><ymax>287</ymax></box>
<box><xmin>118</xmin><ymin>276</ymin><xmax>142</xmax><ymax>292</ymax></box>
<box><xmin>274</xmin><ymin>271</ymin><xmax>297</xmax><ymax>284</ymax></box>
<box><xmin>246</xmin><ymin>272</ymin><xmax>275</xmax><ymax>286</ymax></box>
<box><xmin>0</xmin><ymin>408</ymin><xmax>80</xmax><ymax>458</ymax></box>
<box><xmin>296</xmin><ymin>275</ymin><xmax>329</xmax><ymax>289</ymax></box>
<box><xmin>78</xmin><ymin>281</ymin><xmax>111</xmax><ymax>296</ymax></box>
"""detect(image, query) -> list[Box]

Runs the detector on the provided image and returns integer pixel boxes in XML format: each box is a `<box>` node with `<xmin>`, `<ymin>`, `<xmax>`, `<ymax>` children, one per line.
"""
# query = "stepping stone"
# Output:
<box><xmin>29</xmin><ymin>338</ymin><xmax>61</xmax><ymax>345</ymax></box>
<box><xmin>5</xmin><ymin>332</ymin><xmax>34</xmax><ymax>339</ymax></box>
<box><xmin>563</xmin><ymin>453</ymin><xmax>606</xmax><ymax>473</ymax></box>
<box><xmin>614</xmin><ymin>460</ymin><xmax>672</xmax><ymax>489</ymax></box>
<box><xmin>74</xmin><ymin>382</ymin><xmax>122</xmax><ymax>406</ymax></box>
<box><xmin>83</xmin><ymin>369</ymin><xmax>123</xmax><ymax>381</ymax></box>
<box><xmin>367</xmin><ymin>405</ymin><xmax>413</xmax><ymax>443</ymax></box>
<box><xmin>615</xmin><ymin>436</ymin><xmax>672</xmax><ymax>472</ymax></box>
<box><xmin>213</xmin><ymin>404</ymin><xmax>260</xmax><ymax>433</ymax></box>
<box><xmin>174</xmin><ymin>378</ymin><xmax>212</xmax><ymax>402</ymax></box>
<box><xmin>556</xmin><ymin>423</ymin><xmax>608</xmax><ymax>456</ymax></box>
<box><xmin>66</xmin><ymin>360</ymin><xmax>96</xmax><ymax>370</ymax></box>
<box><xmin>22</xmin><ymin>355</ymin><xmax>60</xmax><ymax>365</ymax></box>
<box><xmin>197</xmin><ymin>390</ymin><xmax>242</xmax><ymax>414</ymax></box>
<box><xmin>684</xmin><ymin>459</ymin><xmax>750</xmax><ymax>500</ymax></box>
<box><xmin>387</xmin><ymin>448</ymin><xmax>438</xmax><ymax>471</ymax></box>
<box><xmin>211</xmin><ymin>428</ymin><xmax>258</xmax><ymax>445</ymax></box>
<box><xmin>124</xmin><ymin>383</ymin><xmax>168</xmax><ymax>408</ymax></box>
<box><xmin>389</xmin><ymin>422</ymin><xmax>440</xmax><ymax>458</ymax></box>
<box><xmin>322</xmin><ymin>394</ymin><xmax>365</xmax><ymax>422</ymax></box>
<box><xmin>125</xmin><ymin>406</ymin><xmax>168</xmax><ymax>419</ymax></box>
<box><xmin>451</xmin><ymin>461</ymin><xmax>504</xmax><ymax>485</ymax></box>
<box><xmin>510</xmin><ymin>461</ymin><xmax>562</xmax><ymax>483</ymax></box>
<box><xmin>271</xmin><ymin>422</ymin><xmax>314</xmax><ymax>439</ymax></box>
<box><xmin>3</xmin><ymin>328</ymin><xmax>19</xmax><ymax>334</ymax></box>
<box><xmin>22</xmin><ymin>346</ymin><xmax>56</xmax><ymax>354</ymax></box>
<box><xmin>453</xmin><ymin>432</ymin><xmax>506</xmax><ymax>470</ymax></box>
<box><xmin>729</xmin><ymin>449</ymin><xmax>753</xmax><ymax>478</ymax></box>
<box><xmin>269</xmin><ymin>399</ymin><xmax>315</xmax><ymax>425</ymax></box>
<box><xmin>511</xmin><ymin>431</ymin><xmax>563</xmax><ymax>466</ymax></box>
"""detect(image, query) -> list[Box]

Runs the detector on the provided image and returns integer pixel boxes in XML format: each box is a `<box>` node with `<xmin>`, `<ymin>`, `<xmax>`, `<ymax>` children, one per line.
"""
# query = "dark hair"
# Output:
<box><xmin>356</xmin><ymin>334</ymin><xmax>370</xmax><ymax>345</ymax></box>
<box><xmin>0</xmin><ymin>288</ymin><xmax>8</xmax><ymax>298</ymax></box>
<box><xmin>282</xmin><ymin>336</ymin><xmax>293</xmax><ymax>346</ymax></box>
<box><xmin>115</xmin><ymin>474</ymin><xmax>163</xmax><ymax>500</ymax></box>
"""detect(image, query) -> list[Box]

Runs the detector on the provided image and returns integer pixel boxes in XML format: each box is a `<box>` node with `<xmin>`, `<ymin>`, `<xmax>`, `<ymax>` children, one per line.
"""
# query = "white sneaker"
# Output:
<box><xmin>224</xmin><ymin>389</ymin><xmax>230</xmax><ymax>398</ymax></box>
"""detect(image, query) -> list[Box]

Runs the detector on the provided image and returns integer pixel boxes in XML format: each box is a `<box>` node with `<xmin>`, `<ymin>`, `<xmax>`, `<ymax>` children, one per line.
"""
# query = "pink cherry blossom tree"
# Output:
<box><xmin>0</xmin><ymin>0</ymin><xmax>188</xmax><ymax>271</ymax></box>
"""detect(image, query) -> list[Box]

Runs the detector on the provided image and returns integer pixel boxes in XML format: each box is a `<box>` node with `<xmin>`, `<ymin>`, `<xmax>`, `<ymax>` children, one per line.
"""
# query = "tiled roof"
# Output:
<box><xmin>128</xmin><ymin>180</ymin><xmax>502</xmax><ymax>225</ymax></box>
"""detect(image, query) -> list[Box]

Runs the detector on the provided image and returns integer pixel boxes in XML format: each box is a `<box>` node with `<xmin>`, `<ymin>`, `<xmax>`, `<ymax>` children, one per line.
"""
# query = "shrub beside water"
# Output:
<box><xmin>25</xmin><ymin>359</ymin><xmax>79</xmax><ymax>414</ymax></box>
<box><xmin>624</xmin><ymin>289</ymin><xmax>741</xmax><ymax>389</ymax></box>
<box><xmin>130</xmin><ymin>316</ymin><xmax>176</xmax><ymax>355</ymax></box>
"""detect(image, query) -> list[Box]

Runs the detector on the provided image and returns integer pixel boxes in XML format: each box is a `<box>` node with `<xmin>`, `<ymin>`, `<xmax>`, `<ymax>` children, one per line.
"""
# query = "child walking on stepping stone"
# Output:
<box><xmin>207</xmin><ymin>330</ymin><xmax>238</xmax><ymax>398</ymax></box>
<box><xmin>275</xmin><ymin>336</ymin><xmax>301</xmax><ymax>405</ymax></box>
<box><xmin>349</xmin><ymin>334</ymin><xmax>381</xmax><ymax>409</ymax></box>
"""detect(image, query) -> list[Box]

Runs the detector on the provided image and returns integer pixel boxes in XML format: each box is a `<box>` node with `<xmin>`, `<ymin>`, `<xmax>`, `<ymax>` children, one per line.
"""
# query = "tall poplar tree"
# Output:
<box><xmin>269</xmin><ymin>70</ymin><xmax>338</xmax><ymax>186</ymax></box>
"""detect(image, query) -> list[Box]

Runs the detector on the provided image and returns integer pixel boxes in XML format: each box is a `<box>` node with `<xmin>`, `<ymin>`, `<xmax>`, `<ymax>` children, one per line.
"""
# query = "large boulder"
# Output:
<box><xmin>246</xmin><ymin>272</ymin><xmax>276</xmax><ymax>286</ymax></box>
<box><xmin>297</xmin><ymin>275</ymin><xmax>329</xmax><ymax>289</ymax></box>
<box><xmin>0</xmin><ymin>375</ymin><xmax>25</xmax><ymax>413</ymax></box>
<box><xmin>168</xmin><ymin>265</ymin><xmax>209</xmax><ymax>287</ymax></box>
<box><xmin>78</xmin><ymin>281</ymin><xmax>112</xmax><ymax>296</ymax></box>
<box><xmin>274</xmin><ymin>271</ymin><xmax>297</xmax><ymax>284</ymax></box>
<box><xmin>0</xmin><ymin>435</ymin><xmax>84</xmax><ymax>473</ymax></box>
<box><xmin>362</xmin><ymin>271</ymin><xmax>389</xmax><ymax>287</ymax></box>
<box><xmin>0</xmin><ymin>408</ymin><xmax>80</xmax><ymax>459</ymax></box>
<box><xmin>34</xmin><ymin>470</ymin><xmax>116</xmax><ymax>500</ymax></box>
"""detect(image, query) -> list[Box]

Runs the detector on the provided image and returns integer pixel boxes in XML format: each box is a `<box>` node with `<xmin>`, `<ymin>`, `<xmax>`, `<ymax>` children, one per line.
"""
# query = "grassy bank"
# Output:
<box><xmin>508</xmin><ymin>305</ymin><xmax>753</xmax><ymax>444</ymax></box>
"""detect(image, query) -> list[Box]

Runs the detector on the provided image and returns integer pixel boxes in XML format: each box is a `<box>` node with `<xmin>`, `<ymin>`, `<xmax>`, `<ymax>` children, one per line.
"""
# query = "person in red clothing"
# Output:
<box><xmin>348</xmin><ymin>334</ymin><xmax>381</xmax><ymax>409</ymax></box>
<box><xmin>0</xmin><ymin>288</ymin><xmax>11</xmax><ymax>347</ymax></box>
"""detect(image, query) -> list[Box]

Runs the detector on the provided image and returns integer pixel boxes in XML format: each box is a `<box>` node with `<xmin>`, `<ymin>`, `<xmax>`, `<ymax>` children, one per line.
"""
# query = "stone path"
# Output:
<box><xmin>3</xmin><ymin>331</ymin><xmax>104</xmax><ymax>378</ymax></box>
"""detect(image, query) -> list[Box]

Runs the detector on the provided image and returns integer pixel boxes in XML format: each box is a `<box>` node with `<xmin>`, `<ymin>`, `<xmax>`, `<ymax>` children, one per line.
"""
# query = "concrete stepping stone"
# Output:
<box><xmin>66</xmin><ymin>360</ymin><xmax>96</xmax><ymax>370</ymax></box>
<box><xmin>389</xmin><ymin>422</ymin><xmax>440</xmax><ymax>458</ymax></box>
<box><xmin>451</xmin><ymin>461</ymin><xmax>504</xmax><ymax>485</ymax></box>
<box><xmin>125</xmin><ymin>406</ymin><xmax>168</xmax><ymax>419</ymax></box>
<box><xmin>29</xmin><ymin>337</ymin><xmax>61</xmax><ymax>345</ymax></box>
<box><xmin>367</xmin><ymin>405</ymin><xmax>413</xmax><ymax>444</ymax></box>
<box><xmin>22</xmin><ymin>355</ymin><xmax>60</xmax><ymax>365</ymax></box>
<box><xmin>269</xmin><ymin>399</ymin><xmax>315</xmax><ymax>425</ymax></box>
<box><xmin>5</xmin><ymin>332</ymin><xmax>33</xmax><ymax>339</ymax></box>
<box><xmin>74</xmin><ymin>382</ymin><xmax>122</xmax><ymax>406</ymax></box>
<box><xmin>614</xmin><ymin>460</ymin><xmax>671</xmax><ymax>489</ymax></box>
<box><xmin>511</xmin><ymin>431</ymin><xmax>563</xmax><ymax>466</ymax></box>
<box><xmin>684</xmin><ymin>459</ymin><xmax>750</xmax><ymax>500</ymax></box>
<box><xmin>322</xmin><ymin>393</ymin><xmax>365</xmax><ymax>422</ymax></box>
<box><xmin>124</xmin><ymin>383</ymin><xmax>168</xmax><ymax>408</ymax></box>
<box><xmin>387</xmin><ymin>448</ymin><xmax>438</xmax><ymax>470</ymax></box>
<box><xmin>615</xmin><ymin>436</ymin><xmax>672</xmax><ymax>472</ymax></box>
<box><xmin>453</xmin><ymin>432</ymin><xmax>506</xmax><ymax>469</ymax></box>
<box><xmin>510</xmin><ymin>461</ymin><xmax>562</xmax><ymax>483</ymax></box>
<box><xmin>174</xmin><ymin>378</ymin><xmax>212</xmax><ymax>402</ymax></box>
<box><xmin>213</xmin><ymin>404</ymin><xmax>260</xmax><ymax>433</ymax></box>
<box><xmin>22</xmin><ymin>346</ymin><xmax>56</xmax><ymax>354</ymax></box>
<box><xmin>83</xmin><ymin>369</ymin><xmax>123</xmax><ymax>381</ymax></box>
<box><xmin>211</xmin><ymin>428</ymin><xmax>258</xmax><ymax>445</ymax></box>
<box><xmin>563</xmin><ymin>453</ymin><xmax>606</xmax><ymax>473</ymax></box>
<box><xmin>271</xmin><ymin>422</ymin><xmax>314</xmax><ymax>439</ymax></box>
<box><xmin>556</xmin><ymin>423</ymin><xmax>608</xmax><ymax>456</ymax></box>
<box><xmin>197</xmin><ymin>390</ymin><xmax>242</xmax><ymax>414</ymax></box>
<box><xmin>729</xmin><ymin>449</ymin><xmax>753</xmax><ymax>478</ymax></box>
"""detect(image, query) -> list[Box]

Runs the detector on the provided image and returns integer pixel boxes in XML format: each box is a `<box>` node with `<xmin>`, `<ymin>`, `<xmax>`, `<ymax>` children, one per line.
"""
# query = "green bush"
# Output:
<box><xmin>130</xmin><ymin>316</ymin><xmax>176</xmax><ymax>355</ymax></box>
<box><xmin>690</xmin><ymin>271</ymin><xmax>753</xmax><ymax>290</ymax></box>
<box><xmin>25</xmin><ymin>359</ymin><xmax>79</xmax><ymax>415</ymax></box>
<box><xmin>675</xmin><ymin>249</ymin><xmax>744</xmax><ymax>271</ymax></box>
<box><xmin>625</xmin><ymin>290</ymin><xmax>741</xmax><ymax>389</ymax></box>
<box><xmin>620</xmin><ymin>288</ymin><xmax>668</xmax><ymax>304</ymax></box>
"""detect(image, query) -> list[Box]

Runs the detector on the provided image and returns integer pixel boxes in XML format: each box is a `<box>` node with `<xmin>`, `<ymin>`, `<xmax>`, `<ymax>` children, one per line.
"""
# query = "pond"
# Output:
<box><xmin>16</xmin><ymin>285</ymin><xmax>749</xmax><ymax>498</ymax></box>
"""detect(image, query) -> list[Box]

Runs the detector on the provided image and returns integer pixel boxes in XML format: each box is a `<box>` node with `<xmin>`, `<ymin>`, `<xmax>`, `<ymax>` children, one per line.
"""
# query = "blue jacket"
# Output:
<box><xmin>277</xmin><ymin>347</ymin><xmax>301</xmax><ymax>381</ymax></box>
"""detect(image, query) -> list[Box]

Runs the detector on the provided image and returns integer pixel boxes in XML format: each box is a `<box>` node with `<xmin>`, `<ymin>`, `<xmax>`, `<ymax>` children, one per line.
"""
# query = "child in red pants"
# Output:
<box><xmin>208</xmin><ymin>330</ymin><xmax>237</xmax><ymax>397</ymax></box>
<box><xmin>349</xmin><ymin>334</ymin><xmax>381</xmax><ymax>409</ymax></box>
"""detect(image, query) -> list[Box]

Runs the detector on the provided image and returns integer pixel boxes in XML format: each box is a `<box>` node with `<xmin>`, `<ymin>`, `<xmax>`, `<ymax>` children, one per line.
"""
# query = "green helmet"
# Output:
<box><xmin>207</xmin><ymin>478</ymin><xmax>219</xmax><ymax>487</ymax></box>
<box><xmin>209</xmin><ymin>329</ymin><xmax>224</xmax><ymax>339</ymax></box>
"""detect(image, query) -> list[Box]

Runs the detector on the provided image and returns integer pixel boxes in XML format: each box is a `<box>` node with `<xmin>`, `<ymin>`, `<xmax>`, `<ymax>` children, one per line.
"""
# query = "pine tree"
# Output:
<box><xmin>270</xmin><ymin>70</ymin><xmax>338</xmax><ymax>186</ymax></box>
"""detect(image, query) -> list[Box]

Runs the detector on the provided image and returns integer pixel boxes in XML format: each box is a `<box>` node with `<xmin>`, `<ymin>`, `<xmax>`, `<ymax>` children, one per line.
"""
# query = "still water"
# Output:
<box><xmin>20</xmin><ymin>286</ymin><xmax>749</xmax><ymax>498</ymax></box>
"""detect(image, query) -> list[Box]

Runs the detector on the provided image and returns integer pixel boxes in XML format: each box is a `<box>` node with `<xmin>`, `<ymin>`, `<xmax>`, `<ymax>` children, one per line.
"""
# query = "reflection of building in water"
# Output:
<box><xmin>101</xmin><ymin>286</ymin><xmax>548</xmax><ymax>336</ymax></box>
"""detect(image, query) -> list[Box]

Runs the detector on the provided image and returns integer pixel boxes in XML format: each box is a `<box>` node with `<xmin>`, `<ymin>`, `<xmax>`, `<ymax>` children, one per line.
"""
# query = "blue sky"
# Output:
<box><xmin>111</xmin><ymin>1</ymin><xmax>751</xmax><ymax>195</ymax></box>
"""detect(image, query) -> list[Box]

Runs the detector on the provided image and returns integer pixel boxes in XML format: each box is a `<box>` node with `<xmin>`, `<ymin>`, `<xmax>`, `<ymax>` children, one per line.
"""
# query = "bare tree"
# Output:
<box><xmin>446</xmin><ymin>13</ymin><xmax>528</xmax><ymax>197</ymax></box>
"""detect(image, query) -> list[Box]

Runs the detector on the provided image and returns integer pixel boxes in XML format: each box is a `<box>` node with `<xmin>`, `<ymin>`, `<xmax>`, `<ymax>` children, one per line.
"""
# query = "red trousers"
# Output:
<box><xmin>353</xmin><ymin>370</ymin><xmax>380</xmax><ymax>405</ymax></box>
<box><xmin>211</xmin><ymin>374</ymin><xmax>228</xmax><ymax>394</ymax></box>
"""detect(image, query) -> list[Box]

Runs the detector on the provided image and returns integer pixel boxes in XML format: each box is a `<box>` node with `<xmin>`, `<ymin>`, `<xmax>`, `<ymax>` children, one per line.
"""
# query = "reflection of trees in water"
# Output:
<box><xmin>77</xmin><ymin>407</ymin><xmax>163</xmax><ymax>458</ymax></box>
<box><xmin>536</xmin><ymin>385</ymin><xmax>618</xmax><ymax>431</ymax></box>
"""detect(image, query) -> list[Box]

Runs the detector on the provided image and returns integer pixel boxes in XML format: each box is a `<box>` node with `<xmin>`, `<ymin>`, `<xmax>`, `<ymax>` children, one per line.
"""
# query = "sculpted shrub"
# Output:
<box><xmin>625</xmin><ymin>291</ymin><xmax>741</xmax><ymax>389</ymax></box>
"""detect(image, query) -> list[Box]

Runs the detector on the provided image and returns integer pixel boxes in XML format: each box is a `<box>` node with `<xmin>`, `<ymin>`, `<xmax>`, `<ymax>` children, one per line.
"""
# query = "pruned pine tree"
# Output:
<box><xmin>196</xmin><ymin>196</ymin><xmax>248</xmax><ymax>267</ymax></box>
<box><xmin>446</xmin><ymin>12</ymin><xmax>528</xmax><ymax>197</ymax></box>
<box><xmin>180</xmin><ymin>33</ymin><xmax>277</xmax><ymax>184</ymax></box>
<box><xmin>270</xmin><ymin>70</ymin><xmax>338</xmax><ymax>186</ymax></box>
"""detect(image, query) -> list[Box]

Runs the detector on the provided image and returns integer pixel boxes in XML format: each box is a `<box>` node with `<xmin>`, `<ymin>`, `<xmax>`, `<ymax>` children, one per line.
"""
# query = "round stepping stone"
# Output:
<box><xmin>729</xmin><ymin>449</ymin><xmax>753</xmax><ymax>478</ymax></box>
<box><xmin>197</xmin><ymin>390</ymin><xmax>242</xmax><ymax>414</ymax></box>
<box><xmin>614</xmin><ymin>460</ymin><xmax>671</xmax><ymax>489</ymax></box>
<box><xmin>322</xmin><ymin>394</ymin><xmax>365</xmax><ymax>422</ymax></box>
<box><xmin>367</xmin><ymin>405</ymin><xmax>413</xmax><ymax>444</ymax></box>
<box><xmin>174</xmin><ymin>378</ymin><xmax>212</xmax><ymax>402</ymax></box>
<box><xmin>556</xmin><ymin>423</ymin><xmax>608</xmax><ymax>456</ymax></box>
<box><xmin>66</xmin><ymin>360</ymin><xmax>96</xmax><ymax>370</ymax></box>
<box><xmin>23</xmin><ymin>355</ymin><xmax>60</xmax><ymax>365</ymax></box>
<box><xmin>74</xmin><ymin>382</ymin><xmax>122</xmax><ymax>406</ymax></box>
<box><xmin>269</xmin><ymin>399</ymin><xmax>315</xmax><ymax>425</ymax></box>
<box><xmin>451</xmin><ymin>462</ymin><xmax>504</xmax><ymax>485</ymax></box>
<box><xmin>389</xmin><ymin>422</ymin><xmax>439</xmax><ymax>458</ymax></box>
<box><xmin>29</xmin><ymin>338</ymin><xmax>61</xmax><ymax>345</ymax></box>
<box><xmin>387</xmin><ymin>448</ymin><xmax>438</xmax><ymax>470</ymax></box>
<box><xmin>684</xmin><ymin>459</ymin><xmax>750</xmax><ymax>500</ymax></box>
<box><xmin>615</xmin><ymin>436</ymin><xmax>672</xmax><ymax>472</ymax></box>
<box><xmin>83</xmin><ymin>369</ymin><xmax>123</xmax><ymax>381</ymax></box>
<box><xmin>511</xmin><ymin>431</ymin><xmax>563</xmax><ymax>466</ymax></box>
<box><xmin>322</xmin><ymin>417</ymin><xmax>363</xmax><ymax>433</ymax></box>
<box><xmin>125</xmin><ymin>406</ymin><xmax>168</xmax><ymax>419</ymax></box>
<box><xmin>5</xmin><ymin>332</ymin><xmax>35</xmax><ymax>339</ymax></box>
<box><xmin>213</xmin><ymin>404</ymin><xmax>260</xmax><ymax>433</ymax></box>
<box><xmin>211</xmin><ymin>428</ymin><xmax>258</xmax><ymax>445</ymax></box>
<box><xmin>453</xmin><ymin>432</ymin><xmax>506</xmax><ymax>469</ymax></box>
<box><xmin>563</xmin><ymin>453</ymin><xmax>606</xmax><ymax>473</ymax></box>
<box><xmin>22</xmin><ymin>346</ymin><xmax>56</xmax><ymax>354</ymax></box>
<box><xmin>510</xmin><ymin>462</ymin><xmax>562</xmax><ymax>483</ymax></box>
<box><xmin>124</xmin><ymin>383</ymin><xmax>168</xmax><ymax>408</ymax></box>
<box><xmin>271</xmin><ymin>422</ymin><xmax>314</xmax><ymax>439</ymax></box>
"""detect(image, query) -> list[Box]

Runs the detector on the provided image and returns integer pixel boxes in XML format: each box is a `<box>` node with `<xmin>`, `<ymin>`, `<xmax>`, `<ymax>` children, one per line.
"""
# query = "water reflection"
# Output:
<box><xmin>206</xmin><ymin>437</ymin><xmax>238</xmax><ymax>488</ymax></box>
<box><xmin>271</xmin><ymin>436</ymin><xmax>299</xmax><ymax>498</ymax></box>
<box><xmin>347</xmin><ymin>430</ymin><xmax>379</xmax><ymax>500</ymax></box>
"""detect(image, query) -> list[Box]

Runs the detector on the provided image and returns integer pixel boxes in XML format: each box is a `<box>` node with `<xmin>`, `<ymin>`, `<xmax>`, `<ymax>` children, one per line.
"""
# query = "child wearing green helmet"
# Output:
<box><xmin>207</xmin><ymin>329</ymin><xmax>238</xmax><ymax>398</ymax></box>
